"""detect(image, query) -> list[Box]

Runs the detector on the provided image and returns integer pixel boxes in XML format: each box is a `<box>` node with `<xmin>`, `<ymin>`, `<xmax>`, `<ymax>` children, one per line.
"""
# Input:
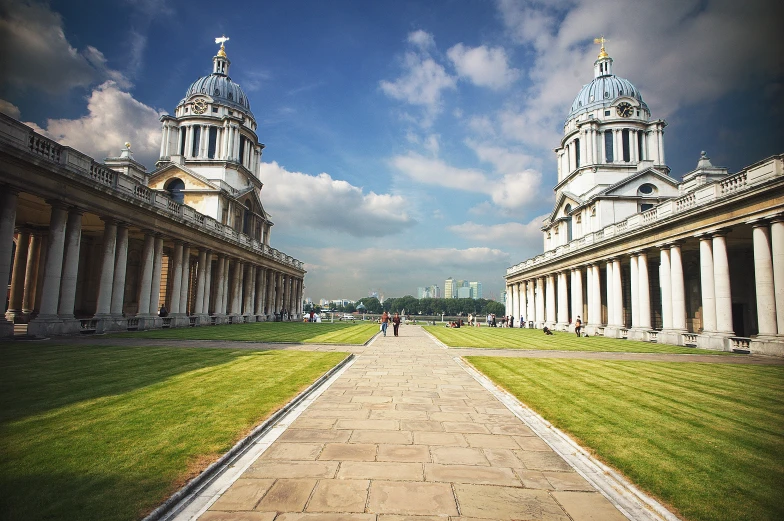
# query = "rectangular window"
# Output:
<box><xmin>604</xmin><ymin>110</ymin><xmax>610</xmax><ymax>116</ymax></box>
<box><xmin>574</xmin><ymin>138</ymin><xmax>581</xmax><ymax>168</ymax></box>
<box><xmin>179</xmin><ymin>127</ymin><xmax>186</xmax><ymax>156</ymax></box>
<box><xmin>637</xmin><ymin>131</ymin><xmax>645</xmax><ymax>161</ymax></box>
<box><xmin>212</xmin><ymin>107</ymin><xmax>218</xmax><ymax>113</ymax></box>
<box><xmin>622</xmin><ymin>129</ymin><xmax>630</xmax><ymax>162</ymax></box>
<box><xmin>191</xmin><ymin>126</ymin><xmax>201</xmax><ymax>157</ymax></box>
<box><xmin>604</xmin><ymin>130</ymin><xmax>614</xmax><ymax>162</ymax></box>
<box><xmin>208</xmin><ymin>127</ymin><xmax>218</xmax><ymax>159</ymax></box>
<box><xmin>238</xmin><ymin>135</ymin><xmax>246</xmax><ymax>165</ymax></box>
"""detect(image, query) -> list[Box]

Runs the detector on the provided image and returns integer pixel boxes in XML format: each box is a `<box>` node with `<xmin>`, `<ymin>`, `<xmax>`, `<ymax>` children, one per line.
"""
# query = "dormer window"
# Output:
<box><xmin>576</xmin><ymin>214</ymin><xmax>582</xmax><ymax>224</ymax></box>
<box><xmin>214</xmin><ymin>88</ymin><xmax>221</xmax><ymax>96</ymax></box>
<box><xmin>228</xmin><ymin>92</ymin><xmax>233</xmax><ymax>101</ymax></box>
<box><xmin>591</xmin><ymin>206</ymin><xmax>597</xmax><ymax>216</ymax></box>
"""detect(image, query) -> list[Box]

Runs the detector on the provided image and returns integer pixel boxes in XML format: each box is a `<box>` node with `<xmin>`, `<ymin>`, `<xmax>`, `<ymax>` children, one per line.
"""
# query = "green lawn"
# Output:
<box><xmin>466</xmin><ymin>357</ymin><xmax>784</xmax><ymax>521</ymax></box>
<box><xmin>0</xmin><ymin>344</ymin><xmax>347</xmax><ymax>521</ymax></box>
<box><xmin>111</xmin><ymin>321</ymin><xmax>379</xmax><ymax>344</ymax></box>
<box><xmin>425</xmin><ymin>325</ymin><xmax>731</xmax><ymax>354</ymax></box>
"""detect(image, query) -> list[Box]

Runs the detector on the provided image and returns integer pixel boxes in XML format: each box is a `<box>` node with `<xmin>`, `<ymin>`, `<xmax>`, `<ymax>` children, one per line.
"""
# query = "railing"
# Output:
<box><xmin>79</xmin><ymin>319</ymin><xmax>97</xmax><ymax>333</ymax></box>
<box><xmin>0</xmin><ymin>113</ymin><xmax>306</xmax><ymax>272</ymax></box>
<box><xmin>620</xmin><ymin>328</ymin><xmax>628</xmax><ymax>339</ymax></box>
<box><xmin>126</xmin><ymin>318</ymin><xmax>139</xmax><ymax>330</ymax></box>
<box><xmin>647</xmin><ymin>330</ymin><xmax>658</xmax><ymax>343</ymax></box>
<box><xmin>506</xmin><ymin>159</ymin><xmax>782</xmax><ymax>277</ymax></box>
<box><xmin>596</xmin><ymin>327</ymin><xmax>605</xmax><ymax>336</ymax></box>
<box><xmin>683</xmin><ymin>333</ymin><xmax>697</xmax><ymax>346</ymax></box>
<box><xmin>189</xmin><ymin>316</ymin><xmax>198</xmax><ymax>327</ymax></box>
<box><xmin>730</xmin><ymin>337</ymin><xmax>751</xmax><ymax>352</ymax></box>
<box><xmin>210</xmin><ymin>316</ymin><xmax>218</xmax><ymax>325</ymax></box>
<box><xmin>161</xmin><ymin>317</ymin><xmax>172</xmax><ymax>328</ymax></box>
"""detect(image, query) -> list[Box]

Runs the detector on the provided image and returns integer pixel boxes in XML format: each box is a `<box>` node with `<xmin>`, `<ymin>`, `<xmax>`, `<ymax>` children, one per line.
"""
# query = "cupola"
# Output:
<box><xmin>213</xmin><ymin>36</ymin><xmax>230</xmax><ymax>76</ymax></box>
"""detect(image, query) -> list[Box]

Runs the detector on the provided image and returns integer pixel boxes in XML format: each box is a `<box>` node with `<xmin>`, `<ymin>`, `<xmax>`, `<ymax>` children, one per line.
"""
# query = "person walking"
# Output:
<box><xmin>392</xmin><ymin>312</ymin><xmax>401</xmax><ymax>337</ymax></box>
<box><xmin>574</xmin><ymin>315</ymin><xmax>582</xmax><ymax>337</ymax></box>
<box><xmin>381</xmin><ymin>311</ymin><xmax>390</xmax><ymax>337</ymax></box>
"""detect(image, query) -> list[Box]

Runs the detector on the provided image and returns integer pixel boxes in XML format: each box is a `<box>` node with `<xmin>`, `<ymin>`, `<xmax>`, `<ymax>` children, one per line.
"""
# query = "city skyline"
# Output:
<box><xmin>0</xmin><ymin>0</ymin><xmax>780</xmax><ymax>298</ymax></box>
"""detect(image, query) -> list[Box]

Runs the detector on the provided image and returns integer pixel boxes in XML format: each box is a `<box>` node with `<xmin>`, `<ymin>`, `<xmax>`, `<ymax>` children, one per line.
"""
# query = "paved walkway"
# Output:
<box><xmin>195</xmin><ymin>326</ymin><xmax>632</xmax><ymax>521</ymax></box>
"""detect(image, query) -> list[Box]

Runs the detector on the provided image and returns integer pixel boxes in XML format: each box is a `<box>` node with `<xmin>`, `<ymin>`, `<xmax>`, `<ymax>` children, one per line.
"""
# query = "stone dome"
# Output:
<box><xmin>184</xmin><ymin>74</ymin><xmax>253</xmax><ymax>117</ymax></box>
<box><xmin>568</xmin><ymin>74</ymin><xmax>648</xmax><ymax>119</ymax></box>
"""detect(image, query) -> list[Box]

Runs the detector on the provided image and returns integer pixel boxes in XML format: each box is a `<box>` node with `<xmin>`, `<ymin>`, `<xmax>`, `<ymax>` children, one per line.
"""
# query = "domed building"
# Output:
<box><xmin>506</xmin><ymin>42</ymin><xmax>784</xmax><ymax>356</ymax></box>
<box><xmin>0</xmin><ymin>38</ymin><xmax>305</xmax><ymax>338</ymax></box>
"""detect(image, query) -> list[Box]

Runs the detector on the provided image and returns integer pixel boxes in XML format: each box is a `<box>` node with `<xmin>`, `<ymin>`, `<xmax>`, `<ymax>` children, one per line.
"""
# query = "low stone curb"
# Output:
<box><xmin>143</xmin><ymin>352</ymin><xmax>356</xmax><ymax>521</ymax></box>
<box><xmin>456</xmin><ymin>356</ymin><xmax>682</xmax><ymax>521</ymax></box>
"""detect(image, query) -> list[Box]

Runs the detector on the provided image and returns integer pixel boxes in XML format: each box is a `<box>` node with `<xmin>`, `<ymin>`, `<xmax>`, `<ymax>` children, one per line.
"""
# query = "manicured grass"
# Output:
<box><xmin>112</xmin><ymin>321</ymin><xmax>379</xmax><ymax>344</ymax></box>
<box><xmin>0</xmin><ymin>343</ymin><xmax>347</xmax><ymax>521</ymax></box>
<box><xmin>466</xmin><ymin>357</ymin><xmax>784</xmax><ymax>521</ymax></box>
<box><xmin>425</xmin><ymin>325</ymin><xmax>731</xmax><ymax>354</ymax></box>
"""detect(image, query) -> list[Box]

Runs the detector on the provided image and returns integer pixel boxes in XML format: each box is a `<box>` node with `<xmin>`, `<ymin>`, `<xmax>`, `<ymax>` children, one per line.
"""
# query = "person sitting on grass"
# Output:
<box><xmin>543</xmin><ymin>326</ymin><xmax>554</xmax><ymax>335</ymax></box>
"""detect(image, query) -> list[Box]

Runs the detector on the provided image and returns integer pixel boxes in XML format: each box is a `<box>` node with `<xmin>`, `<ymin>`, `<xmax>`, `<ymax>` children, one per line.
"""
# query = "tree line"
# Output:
<box><xmin>305</xmin><ymin>296</ymin><xmax>505</xmax><ymax>316</ymax></box>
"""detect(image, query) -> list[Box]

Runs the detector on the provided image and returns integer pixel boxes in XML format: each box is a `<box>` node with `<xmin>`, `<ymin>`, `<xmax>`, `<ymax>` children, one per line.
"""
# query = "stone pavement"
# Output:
<box><xmin>196</xmin><ymin>326</ymin><xmax>631</xmax><ymax>521</ymax></box>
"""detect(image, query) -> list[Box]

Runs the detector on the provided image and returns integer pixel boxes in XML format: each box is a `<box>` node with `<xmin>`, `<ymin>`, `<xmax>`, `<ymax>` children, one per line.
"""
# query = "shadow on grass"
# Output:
<box><xmin>0</xmin><ymin>343</ymin><xmax>250</xmax><ymax>423</ymax></box>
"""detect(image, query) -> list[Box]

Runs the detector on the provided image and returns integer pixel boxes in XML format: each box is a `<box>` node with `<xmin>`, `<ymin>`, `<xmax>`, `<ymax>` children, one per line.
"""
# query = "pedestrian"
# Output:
<box><xmin>509</xmin><ymin>315</ymin><xmax>514</xmax><ymax>328</ymax></box>
<box><xmin>381</xmin><ymin>311</ymin><xmax>390</xmax><ymax>337</ymax></box>
<box><xmin>392</xmin><ymin>312</ymin><xmax>401</xmax><ymax>336</ymax></box>
<box><xmin>492</xmin><ymin>313</ymin><xmax>497</xmax><ymax>327</ymax></box>
<box><xmin>486</xmin><ymin>313</ymin><xmax>491</xmax><ymax>327</ymax></box>
<box><xmin>543</xmin><ymin>326</ymin><xmax>554</xmax><ymax>335</ymax></box>
<box><xmin>520</xmin><ymin>315</ymin><xmax>524</xmax><ymax>328</ymax></box>
<box><xmin>574</xmin><ymin>315</ymin><xmax>582</xmax><ymax>337</ymax></box>
<box><xmin>158</xmin><ymin>305</ymin><xmax>168</xmax><ymax>317</ymax></box>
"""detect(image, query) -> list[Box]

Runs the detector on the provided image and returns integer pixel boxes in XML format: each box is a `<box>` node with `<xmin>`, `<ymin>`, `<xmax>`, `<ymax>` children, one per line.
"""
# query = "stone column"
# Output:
<box><xmin>214</xmin><ymin>255</ymin><xmax>226</xmax><ymax>316</ymax></box>
<box><xmin>605</xmin><ymin>261</ymin><xmax>614</xmax><ymax>325</ymax></box>
<box><xmin>277</xmin><ymin>272</ymin><xmax>285</xmax><ymax>313</ymax></box>
<box><xmin>110</xmin><ymin>224</ymin><xmax>129</xmax><ymax>318</ymax></box>
<box><xmin>136</xmin><ymin>233</ymin><xmax>154</xmax><ymax>316</ymax></box>
<box><xmin>195</xmin><ymin>249</ymin><xmax>207</xmax><ymax>315</ymax></box>
<box><xmin>6</xmin><ymin>229</ymin><xmax>30</xmax><ymax>321</ymax></box>
<box><xmin>221</xmin><ymin>257</ymin><xmax>231</xmax><ymax>314</ymax></box>
<box><xmin>545</xmin><ymin>275</ymin><xmax>556</xmax><ymax>325</ymax></box>
<box><xmin>179</xmin><ymin>245</ymin><xmax>191</xmax><ymax>315</ymax></box>
<box><xmin>202</xmin><ymin>251</ymin><xmax>213</xmax><ymax>315</ymax></box>
<box><xmin>28</xmin><ymin>203</ymin><xmax>68</xmax><ymax>335</ymax></box>
<box><xmin>255</xmin><ymin>267</ymin><xmax>265</xmax><ymax>316</ymax></box>
<box><xmin>535</xmin><ymin>277</ymin><xmax>545</xmax><ymax>326</ymax></box>
<box><xmin>230</xmin><ymin>260</ymin><xmax>242</xmax><ymax>315</ymax></box>
<box><xmin>638</xmin><ymin>252</ymin><xmax>651</xmax><ymax>329</ymax></box>
<box><xmin>586</xmin><ymin>266</ymin><xmax>594</xmax><ymax>325</ymax></box>
<box><xmin>712</xmin><ymin>232</ymin><xmax>733</xmax><ymax>334</ymax></box>
<box><xmin>771</xmin><ymin>218</ymin><xmax>784</xmax><ymax>335</ymax></box>
<box><xmin>0</xmin><ymin>189</ymin><xmax>19</xmax><ymax>334</ymax></box>
<box><xmin>612</xmin><ymin>258</ymin><xmax>623</xmax><ymax>327</ymax></box>
<box><xmin>57</xmin><ymin>210</ymin><xmax>83</xmax><ymax>324</ymax></box>
<box><xmin>266</xmin><ymin>270</ymin><xmax>275</xmax><ymax>315</ymax></box>
<box><xmin>557</xmin><ymin>271</ymin><xmax>568</xmax><ymax>328</ymax></box>
<box><xmin>660</xmin><ymin>247</ymin><xmax>672</xmax><ymax>329</ymax></box>
<box><xmin>752</xmin><ymin>222</ymin><xmax>777</xmax><ymax>335</ymax></box>
<box><xmin>630</xmin><ymin>254</ymin><xmax>639</xmax><ymax>328</ymax></box>
<box><xmin>94</xmin><ymin>219</ymin><xmax>118</xmax><ymax>319</ymax></box>
<box><xmin>671</xmin><ymin>243</ymin><xmax>687</xmax><ymax>331</ymax></box>
<box><xmin>243</xmin><ymin>263</ymin><xmax>253</xmax><ymax>316</ymax></box>
<box><xmin>699</xmin><ymin>236</ymin><xmax>717</xmax><ymax>332</ymax></box>
<box><xmin>149</xmin><ymin>236</ymin><xmax>164</xmax><ymax>314</ymax></box>
<box><xmin>593</xmin><ymin>264</ymin><xmax>603</xmax><ymax>325</ymax></box>
<box><xmin>249</xmin><ymin>266</ymin><xmax>257</xmax><ymax>317</ymax></box>
<box><xmin>169</xmin><ymin>242</ymin><xmax>183</xmax><ymax>314</ymax></box>
<box><xmin>22</xmin><ymin>233</ymin><xmax>41</xmax><ymax>316</ymax></box>
<box><xmin>574</xmin><ymin>267</ymin><xmax>584</xmax><ymax>324</ymax></box>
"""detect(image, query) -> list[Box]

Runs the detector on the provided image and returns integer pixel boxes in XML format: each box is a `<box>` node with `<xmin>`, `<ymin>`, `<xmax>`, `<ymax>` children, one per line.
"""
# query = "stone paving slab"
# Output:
<box><xmin>194</xmin><ymin>325</ymin><xmax>646</xmax><ymax>521</ymax></box>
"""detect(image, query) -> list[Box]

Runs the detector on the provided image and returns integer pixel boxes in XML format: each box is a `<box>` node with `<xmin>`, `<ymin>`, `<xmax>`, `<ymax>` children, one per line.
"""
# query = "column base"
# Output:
<box><xmin>750</xmin><ymin>336</ymin><xmax>784</xmax><ymax>356</ymax></box>
<box><xmin>168</xmin><ymin>314</ymin><xmax>190</xmax><ymax>328</ymax></box>
<box><xmin>243</xmin><ymin>314</ymin><xmax>256</xmax><ymax>323</ymax></box>
<box><xmin>27</xmin><ymin>315</ymin><xmax>64</xmax><ymax>337</ymax></box>
<box><xmin>132</xmin><ymin>315</ymin><xmax>161</xmax><ymax>330</ymax></box>
<box><xmin>555</xmin><ymin>322</ymin><xmax>570</xmax><ymax>332</ymax></box>
<box><xmin>695</xmin><ymin>332</ymin><xmax>734</xmax><ymax>351</ymax></box>
<box><xmin>5</xmin><ymin>310</ymin><xmax>27</xmax><ymax>324</ymax></box>
<box><xmin>211</xmin><ymin>314</ymin><xmax>228</xmax><ymax>325</ymax></box>
<box><xmin>658</xmin><ymin>329</ymin><xmax>688</xmax><ymax>346</ymax></box>
<box><xmin>0</xmin><ymin>318</ymin><xmax>13</xmax><ymax>338</ymax></box>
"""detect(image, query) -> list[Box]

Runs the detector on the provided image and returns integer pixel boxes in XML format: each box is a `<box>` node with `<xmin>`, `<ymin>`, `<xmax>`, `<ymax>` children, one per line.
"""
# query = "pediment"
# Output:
<box><xmin>597</xmin><ymin>168</ymin><xmax>680</xmax><ymax>198</ymax></box>
<box><xmin>229</xmin><ymin>185</ymin><xmax>269</xmax><ymax>220</ymax></box>
<box><xmin>148</xmin><ymin>163</ymin><xmax>220</xmax><ymax>191</ymax></box>
<box><xmin>547</xmin><ymin>191</ymin><xmax>583</xmax><ymax>223</ymax></box>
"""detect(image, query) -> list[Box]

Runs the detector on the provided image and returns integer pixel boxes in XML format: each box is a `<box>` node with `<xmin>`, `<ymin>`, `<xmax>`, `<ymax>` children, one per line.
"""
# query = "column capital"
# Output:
<box><xmin>44</xmin><ymin>199</ymin><xmax>69</xmax><ymax>210</ymax></box>
<box><xmin>747</xmin><ymin>218</ymin><xmax>769</xmax><ymax>228</ymax></box>
<box><xmin>100</xmin><ymin>216</ymin><xmax>120</xmax><ymax>225</ymax></box>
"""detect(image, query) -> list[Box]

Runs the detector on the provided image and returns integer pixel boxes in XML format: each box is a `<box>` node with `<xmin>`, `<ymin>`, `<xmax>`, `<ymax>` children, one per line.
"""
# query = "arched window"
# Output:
<box><xmin>165</xmin><ymin>178</ymin><xmax>185</xmax><ymax>204</ymax></box>
<box><xmin>243</xmin><ymin>200</ymin><xmax>253</xmax><ymax>235</ymax></box>
<box><xmin>564</xmin><ymin>204</ymin><xmax>573</xmax><ymax>242</ymax></box>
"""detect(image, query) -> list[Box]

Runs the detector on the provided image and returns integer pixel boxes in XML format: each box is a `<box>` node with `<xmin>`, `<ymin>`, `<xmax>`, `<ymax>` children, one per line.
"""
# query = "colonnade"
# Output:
<box><xmin>0</xmin><ymin>191</ymin><xmax>304</xmax><ymax>337</ymax></box>
<box><xmin>507</xmin><ymin>217</ymin><xmax>784</xmax><ymax>345</ymax></box>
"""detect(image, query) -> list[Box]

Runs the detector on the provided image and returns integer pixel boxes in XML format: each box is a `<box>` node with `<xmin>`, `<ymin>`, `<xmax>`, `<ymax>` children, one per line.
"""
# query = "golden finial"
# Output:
<box><xmin>593</xmin><ymin>36</ymin><xmax>609</xmax><ymax>59</ymax></box>
<box><xmin>125</xmin><ymin>142</ymin><xmax>131</xmax><ymax>150</ymax></box>
<box><xmin>215</xmin><ymin>35</ymin><xmax>229</xmax><ymax>57</ymax></box>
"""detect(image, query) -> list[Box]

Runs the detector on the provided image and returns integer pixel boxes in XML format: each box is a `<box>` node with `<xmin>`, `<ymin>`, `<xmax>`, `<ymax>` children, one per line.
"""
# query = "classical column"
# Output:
<box><xmin>638</xmin><ymin>252</ymin><xmax>651</xmax><ymax>329</ymax></box>
<box><xmin>58</xmin><ymin>210</ymin><xmax>83</xmax><ymax>320</ymax></box>
<box><xmin>699</xmin><ymin>236</ymin><xmax>717</xmax><ymax>332</ymax></box>
<box><xmin>136</xmin><ymin>233</ymin><xmax>155</xmax><ymax>316</ymax></box>
<box><xmin>195</xmin><ymin>249</ymin><xmax>207</xmax><ymax>315</ymax></box>
<box><xmin>94</xmin><ymin>219</ymin><xmax>118</xmax><ymax>318</ymax></box>
<box><xmin>612</xmin><ymin>258</ymin><xmax>623</xmax><ymax>326</ymax></box>
<box><xmin>203</xmin><ymin>251</ymin><xmax>213</xmax><ymax>314</ymax></box>
<box><xmin>249</xmin><ymin>265</ymin><xmax>257</xmax><ymax>315</ymax></box>
<box><xmin>536</xmin><ymin>277</ymin><xmax>545</xmax><ymax>326</ymax></box>
<box><xmin>28</xmin><ymin>203</ymin><xmax>67</xmax><ymax>332</ymax></box>
<box><xmin>22</xmin><ymin>233</ymin><xmax>41</xmax><ymax>315</ymax></box>
<box><xmin>0</xmin><ymin>189</ymin><xmax>19</xmax><ymax>330</ymax></box>
<box><xmin>557</xmin><ymin>271</ymin><xmax>568</xmax><ymax>327</ymax></box>
<box><xmin>545</xmin><ymin>275</ymin><xmax>555</xmax><ymax>324</ymax></box>
<box><xmin>574</xmin><ymin>267</ymin><xmax>584</xmax><ymax>323</ymax></box>
<box><xmin>593</xmin><ymin>264</ymin><xmax>602</xmax><ymax>325</ymax></box>
<box><xmin>221</xmin><ymin>257</ymin><xmax>231</xmax><ymax>314</ymax></box>
<box><xmin>169</xmin><ymin>242</ymin><xmax>184</xmax><ymax>314</ymax></box>
<box><xmin>752</xmin><ymin>222</ymin><xmax>777</xmax><ymax>335</ymax></box>
<box><xmin>179</xmin><ymin>245</ymin><xmax>191</xmax><ymax>315</ymax></box>
<box><xmin>605</xmin><ymin>261</ymin><xmax>614</xmax><ymax>325</ymax></box>
<box><xmin>230</xmin><ymin>260</ymin><xmax>242</xmax><ymax>315</ymax></box>
<box><xmin>630</xmin><ymin>254</ymin><xmax>639</xmax><ymax>328</ymax></box>
<box><xmin>110</xmin><ymin>224</ymin><xmax>129</xmax><ymax>318</ymax></box>
<box><xmin>586</xmin><ymin>266</ymin><xmax>594</xmax><ymax>325</ymax></box>
<box><xmin>712</xmin><ymin>232</ymin><xmax>734</xmax><ymax>334</ymax></box>
<box><xmin>243</xmin><ymin>264</ymin><xmax>253</xmax><ymax>315</ymax></box>
<box><xmin>214</xmin><ymin>255</ymin><xmax>226</xmax><ymax>315</ymax></box>
<box><xmin>771</xmin><ymin>218</ymin><xmax>784</xmax><ymax>335</ymax></box>
<box><xmin>149</xmin><ymin>236</ymin><xmax>164</xmax><ymax>314</ymax></box>
<box><xmin>255</xmin><ymin>267</ymin><xmax>265</xmax><ymax>315</ymax></box>
<box><xmin>660</xmin><ymin>247</ymin><xmax>673</xmax><ymax>329</ymax></box>
<box><xmin>671</xmin><ymin>243</ymin><xmax>687</xmax><ymax>331</ymax></box>
<box><xmin>265</xmin><ymin>270</ymin><xmax>275</xmax><ymax>314</ymax></box>
<box><xmin>6</xmin><ymin>229</ymin><xmax>30</xmax><ymax>321</ymax></box>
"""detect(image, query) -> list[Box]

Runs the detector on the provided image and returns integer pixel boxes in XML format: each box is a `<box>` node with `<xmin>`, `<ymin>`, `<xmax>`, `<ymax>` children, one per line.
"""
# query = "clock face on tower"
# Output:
<box><xmin>193</xmin><ymin>99</ymin><xmax>207</xmax><ymax>114</ymax></box>
<box><xmin>616</xmin><ymin>102</ymin><xmax>633</xmax><ymax>118</ymax></box>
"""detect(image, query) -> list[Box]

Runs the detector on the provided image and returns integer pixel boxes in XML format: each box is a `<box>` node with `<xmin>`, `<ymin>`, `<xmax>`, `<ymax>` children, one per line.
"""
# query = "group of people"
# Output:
<box><xmin>543</xmin><ymin>316</ymin><xmax>584</xmax><ymax>336</ymax></box>
<box><xmin>379</xmin><ymin>311</ymin><xmax>401</xmax><ymax>337</ymax></box>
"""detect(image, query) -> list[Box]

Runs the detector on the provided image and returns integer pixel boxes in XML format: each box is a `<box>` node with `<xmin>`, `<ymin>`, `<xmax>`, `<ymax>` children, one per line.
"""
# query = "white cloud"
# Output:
<box><xmin>259</xmin><ymin>161</ymin><xmax>416</xmax><ymax>238</ymax></box>
<box><xmin>0</xmin><ymin>98</ymin><xmax>20</xmax><ymax>119</ymax></box>
<box><xmin>391</xmin><ymin>152</ymin><xmax>487</xmax><ymax>192</ymax></box>
<box><xmin>447</xmin><ymin>43</ymin><xmax>520</xmax><ymax>89</ymax></box>
<box><xmin>407</xmin><ymin>29</ymin><xmax>435</xmax><ymax>50</ymax></box>
<box><xmin>28</xmin><ymin>81</ymin><xmax>163</xmax><ymax>167</ymax></box>
<box><xmin>448</xmin><ymin>217</ymin><xmax>545</xmax><ymax>246</ymax></box>
<box><xmin>0</xmin><ymin>0</ymin><xmax>130</xmax><ymax>94</ymax></box>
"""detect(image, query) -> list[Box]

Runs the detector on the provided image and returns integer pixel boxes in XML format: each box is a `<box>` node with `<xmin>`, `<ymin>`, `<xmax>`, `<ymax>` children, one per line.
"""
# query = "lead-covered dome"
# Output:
<box><xmin>568</xmin><ymin>75</ymin><xmax>647</xmax><ymax>118</ymax></box>
<box><xmin>185</xmin><ymin>74</ymin><xmax>252</xmax><ymax>115</ymax></box>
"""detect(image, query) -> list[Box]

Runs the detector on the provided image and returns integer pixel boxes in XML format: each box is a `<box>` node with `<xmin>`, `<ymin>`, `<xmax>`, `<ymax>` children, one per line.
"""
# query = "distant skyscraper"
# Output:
<box><xmin>470</xmin><ymin>281</ymin><xmax>483</xmax><ymax>299</ymax></box>
<box><xmin>417</xmin><ymin>287</ymin><xmax>430</xmax><ymax>299</ymax></box>
<box><xmin>457</xmin><ymin>287</ymin><xmax>471</xmax><ymax>299</ymax></box>
<box><xmin>431</xmin><ymin>285</ymin><xmax>441</xmax><ymax>299</ymax></box>
<box><xmin>444</xmin><ymin>278</ymin><xmax>456</xmax><ymax>299</ymax></box>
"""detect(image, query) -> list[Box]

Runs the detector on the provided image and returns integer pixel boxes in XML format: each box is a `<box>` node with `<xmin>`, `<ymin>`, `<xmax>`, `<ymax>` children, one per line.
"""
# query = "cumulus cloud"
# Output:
<box><xmin>407</xmin><ymin>29</ymin><xmax>435</xmax><ymax>50</ymax></box>
<box><xmin>0</xmin><ymin>0</ymin><xmax>130</xmax><ymax>94</ymax></box>
<box><xmin>259</xmin><ymin>161</ymin><xmax>416</xmax><ymax>238</ymax></box>
<box><xmin>0</xmin><ymin>98</ymin><xmax>20</xmax><ymax>119</ymax></box>
<box><xmin>447</xmin><ymin>43</ymin><xmax>520</xmax><ymax>89</ymax></box>
<box><xmin>30</xmin><ymin>81</ymin><xmax>163</xmax><ymax>167</ymax></box>
<box><xmin>448</xmin><ymin>216</ymin><xmax>545</xmax><ymax>247</ymax></box>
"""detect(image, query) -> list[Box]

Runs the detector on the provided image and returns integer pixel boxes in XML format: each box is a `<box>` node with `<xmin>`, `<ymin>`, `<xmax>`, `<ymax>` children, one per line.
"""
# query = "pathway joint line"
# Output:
<box><xmin>421</xmin><ymin>327</ymin><xmax>449</xmax><ymax>349</ymax></box>
<box><xmin>146</xmin><ymin>353</ymin><xmax>357</xmax><ymax>521</ymax></box>
<box><xmin>454</xmin><ymin>356</ymin><xmax>682</xmax><ymax>521</ymax></box>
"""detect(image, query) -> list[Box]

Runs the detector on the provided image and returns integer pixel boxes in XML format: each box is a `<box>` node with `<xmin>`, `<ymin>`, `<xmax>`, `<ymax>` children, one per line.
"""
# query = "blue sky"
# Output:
<box><xmin>1</xmin><ymin>0</ymin><xmax>782</xmax><ymax>301</ymax></box>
